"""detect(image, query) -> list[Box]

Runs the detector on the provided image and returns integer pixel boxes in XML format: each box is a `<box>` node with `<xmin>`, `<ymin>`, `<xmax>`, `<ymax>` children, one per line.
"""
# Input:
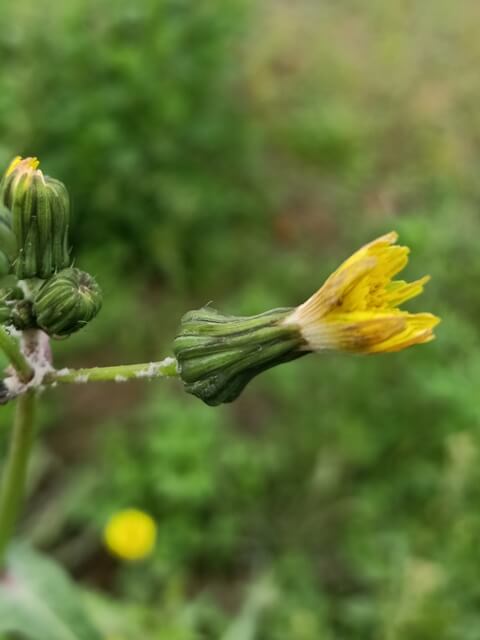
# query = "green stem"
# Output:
<box><xmin>0</xmin><ymin>390</ymin><xmax>37</xmax><ymax>567</ymax></box>
<box><xmin>46</xmin><ymin>356</ymin><xmax>179</xmax><ymax>385</ymax></box>
<box><xmin>0</xmin><ymin>326</ymin><xmax>33</xmax><ymax>383</ymax></box>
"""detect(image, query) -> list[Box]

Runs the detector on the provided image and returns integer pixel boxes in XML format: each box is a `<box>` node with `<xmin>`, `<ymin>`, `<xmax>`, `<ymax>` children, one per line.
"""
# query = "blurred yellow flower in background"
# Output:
<box><xmin>284</xmin><ymin>231</ymin><xmax>440</xmax><ymax>354</ymax></box>
<box><xmin>103</xmin><ymin>509</ymin><xmax>157</xmax><ymax>561</ymax></box>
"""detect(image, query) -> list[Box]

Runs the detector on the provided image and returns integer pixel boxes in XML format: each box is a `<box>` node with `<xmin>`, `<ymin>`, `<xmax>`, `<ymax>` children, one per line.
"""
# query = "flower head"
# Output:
<box><xmin>103</xmin><ymin>509</ymin><xmax>157</xmax><ymax>561</ymax></box>
<box><xmin>174</xmin><ymin>232</ymin><xmax>439</xmax><ymax>405</ymax></box>
<box><xmin>283</xmin><ymin>231</ymin><xmax>440</xmax><ymax>353</ymax></box>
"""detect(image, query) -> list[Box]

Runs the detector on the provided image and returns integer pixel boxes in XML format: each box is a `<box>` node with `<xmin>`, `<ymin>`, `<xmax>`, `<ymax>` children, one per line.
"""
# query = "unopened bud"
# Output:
<box><xmin>0</xmin><ymin>156</ymin><xmax>71</xmax><ymax>279</ymax></box>
<box><xmin>174</xmin><ymin>307</ymin><xmax>307</xmax><ymax>405</ymax></box>
<box><xmin>33</xmin><ymin>268</ymin><xmax>102</xmax><ymax>337</ymax></box>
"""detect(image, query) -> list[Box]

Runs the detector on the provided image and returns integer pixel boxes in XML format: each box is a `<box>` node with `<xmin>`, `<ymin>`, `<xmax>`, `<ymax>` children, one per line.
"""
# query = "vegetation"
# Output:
<box><xmin>0</xmin><ymin>0</ymin><xmax>479</xmax><ymax>638</ymax></box>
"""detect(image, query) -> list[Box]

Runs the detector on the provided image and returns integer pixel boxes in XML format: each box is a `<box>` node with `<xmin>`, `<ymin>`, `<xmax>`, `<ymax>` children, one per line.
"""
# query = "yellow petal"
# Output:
<box><xmin>385</xmin><ymin>276</ymin><xmax>431</xmax><ymax>307</ymax></box>
<box><xmin>367</xmin><ymin>244</ymin><xmax>409</xmax><ymax>280</ymax></box>
<box><xmin>339</xmin><ymin>231</ymin><xmax>398</xmax><ymax>272</ymax></box>
<box><xmin>367</xmin><ymin>313</ymin><xmax>440</xmax><ymax>353</ymax></box>
<box><xmin>287</xmin><ymin>256</ymin><xmax>377</xmax><ymax>325</ymax></box>
<box><xmin>5</xmin><ymin>156</ymin><xmax>22</xmax><ymax>177</ymax></box>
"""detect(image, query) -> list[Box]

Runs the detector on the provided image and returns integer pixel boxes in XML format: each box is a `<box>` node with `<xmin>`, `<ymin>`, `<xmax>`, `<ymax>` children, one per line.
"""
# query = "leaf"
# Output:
<box><xmin>221</xmin><ymin>574</ymin><xmax>277</xmax><ymax>640</ymax></box>
<box><xmin>0</xmin><ymin>543</ymin><xmax>102</xmax><ymax>640</ymax></box>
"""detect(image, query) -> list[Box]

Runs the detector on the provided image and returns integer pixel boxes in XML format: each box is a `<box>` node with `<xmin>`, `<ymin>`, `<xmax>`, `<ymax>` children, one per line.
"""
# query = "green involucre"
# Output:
<box><xmin>174</xmin><ymin>307</ymin><xmax>307</xmax><ymax>405</ymax></box>
<box><xmin>0</xmin><ymin>205</ymin><xmax>16</xmax><ymax>275</ymax></box>
<box><xmin>1</xmin><ymin>172</ymin><xmax>71</xmax><ymax>279</ymax></box>
<box><xmin>33</xmin><ymin>268</ymin><xmax>102</xmax><ymax>337</ymax></box>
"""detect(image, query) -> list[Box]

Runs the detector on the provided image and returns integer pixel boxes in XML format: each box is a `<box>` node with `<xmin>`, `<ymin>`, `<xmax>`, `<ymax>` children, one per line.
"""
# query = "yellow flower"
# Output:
<box><xmin>283</xmin><ymin>231</ymin><xmax>440</xmax><ymax>353</ymax></box>
<box><xmin>103</xmin><ymin>509</ymin><xmax>157</xmax><ymax>561</ymax></box>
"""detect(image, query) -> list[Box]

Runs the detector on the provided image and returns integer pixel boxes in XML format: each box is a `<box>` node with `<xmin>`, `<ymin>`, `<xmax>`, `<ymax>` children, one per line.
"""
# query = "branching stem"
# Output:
<box><xmin>46</xmin><ymin>356</ymin><xmax>179</xmax><ymax>385</ymax></box>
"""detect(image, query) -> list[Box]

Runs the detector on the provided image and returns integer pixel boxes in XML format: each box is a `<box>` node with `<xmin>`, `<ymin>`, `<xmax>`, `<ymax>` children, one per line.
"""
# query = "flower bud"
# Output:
<box><xmin>174</xmin><ymin>307</ymin><xmax>307</xmax><ymax>405</ymax></box>
<box><xmin>0</xmin><ymin>156</ymin><xmax>71</xmax><ymax>279</ymax></box>
<box><xmin>33</xmin><ymin>268</ymin><xmax>102</xmax><ymax>337</ymax></box>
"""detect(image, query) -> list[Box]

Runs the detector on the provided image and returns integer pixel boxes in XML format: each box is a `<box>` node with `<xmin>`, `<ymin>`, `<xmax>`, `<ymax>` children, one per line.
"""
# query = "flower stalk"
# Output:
<box><xmin>0</xmin><ymin>390</ymin><xmax>36</xmax><ymax>568</ymax></box>
<box><xmin>46</xmin><ymin>357</ymin><xmax>179</xmax><ymax>385</ymax></box>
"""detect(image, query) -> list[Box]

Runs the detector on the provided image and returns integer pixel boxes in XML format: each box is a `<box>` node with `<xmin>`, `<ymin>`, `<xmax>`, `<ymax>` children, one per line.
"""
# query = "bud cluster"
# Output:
<box><xmin>0</xmin><ymin>157</ymin><xmax>102</xmax><ymax>338</ymax></box>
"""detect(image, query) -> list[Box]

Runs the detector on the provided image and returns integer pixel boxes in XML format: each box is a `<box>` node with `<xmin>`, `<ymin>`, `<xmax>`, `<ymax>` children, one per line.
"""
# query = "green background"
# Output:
<box><xmin>1</xmin><ymin>0</ymin><xmax>479</xmax><ymax>637</ymax></box>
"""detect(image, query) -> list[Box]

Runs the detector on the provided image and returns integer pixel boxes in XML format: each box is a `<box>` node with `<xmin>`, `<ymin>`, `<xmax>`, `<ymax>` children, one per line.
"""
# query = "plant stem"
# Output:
<box><xmin>0</xmin><ymin>390</ymin><xmax>36</xmax><ymax>567</ymax></box>
<box><xmin>0</xmin><ymin>326</ymin><xmax>33</xmax><ymax>383</ymax></box>
<box><xmin>46</xmin><ymin>356</ymin><xmax>179</xmax><ymax>385</ymax></box>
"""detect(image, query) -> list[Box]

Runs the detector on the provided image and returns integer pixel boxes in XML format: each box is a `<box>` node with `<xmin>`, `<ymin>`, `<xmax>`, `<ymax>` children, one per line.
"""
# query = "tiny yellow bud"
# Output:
<box><xmin>5</xmin><ymin>156</ymin><xmax>39</xmax><ymax>177</ymax></box>
<box><xmin>103</xmin><ymin>509</ymin><xmax>157</xmax><ymax>561</ymax></box>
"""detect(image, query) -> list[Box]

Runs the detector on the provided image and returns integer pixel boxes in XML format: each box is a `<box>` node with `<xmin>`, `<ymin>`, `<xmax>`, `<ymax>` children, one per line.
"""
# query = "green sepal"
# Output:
<box><xmin>174</xmin><ymin>307</ymin><xmax>307</xmax><ymax>405</ymax></box>
<box><xmin>33</xmin><ymin>268</ymin><xmax>102</xmax><ymax>337</ymax></box>
<box><xmin>0</xmin><ymin>204</ymin><xmax>17</xmax><ymax>264</ymax></box>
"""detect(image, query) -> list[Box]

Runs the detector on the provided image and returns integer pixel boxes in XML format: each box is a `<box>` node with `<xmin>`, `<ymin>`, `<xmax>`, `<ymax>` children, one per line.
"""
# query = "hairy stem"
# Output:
<box><xmin>0</xmin><ymin>327</ymin><xmax>33</xmax><ymax>383</ymax></box>
<box><xmin>46</xmin><ymin>356</ymin><xmax>179</xmax><ymax>385</ymax></box>
<box><xmin>0</xmin><ymin>390</ymin><xmax>37</xmax><ymax>568</ymax></box>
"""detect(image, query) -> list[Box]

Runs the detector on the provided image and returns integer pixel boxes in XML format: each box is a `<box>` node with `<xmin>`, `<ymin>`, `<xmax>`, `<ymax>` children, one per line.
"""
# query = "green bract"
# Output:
<box><xmin>33</xmin><ymin>268</ymin><xmax>102</xmax><ymax>337</ymax></box>
<box><xmin>0</xmin><ymin>204</ymin><xmax>16</xmax><ymax>270</ymax></box>
<box><xmin>174</xmin><ymin>307</ymin><xmax>307</xmax><ymax>405</ymax></box>
<box><xmin>0</xmin><ymin>157</ymin><xmax>71</xmax><ymax>279</ymax></box>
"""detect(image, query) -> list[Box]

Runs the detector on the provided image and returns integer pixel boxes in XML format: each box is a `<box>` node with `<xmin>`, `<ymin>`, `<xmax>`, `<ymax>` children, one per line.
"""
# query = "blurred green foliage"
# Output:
<box><xmin>1</xmin><ymin>0</ymin><xmax>480</xmax><ymax>638</ymax></box>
